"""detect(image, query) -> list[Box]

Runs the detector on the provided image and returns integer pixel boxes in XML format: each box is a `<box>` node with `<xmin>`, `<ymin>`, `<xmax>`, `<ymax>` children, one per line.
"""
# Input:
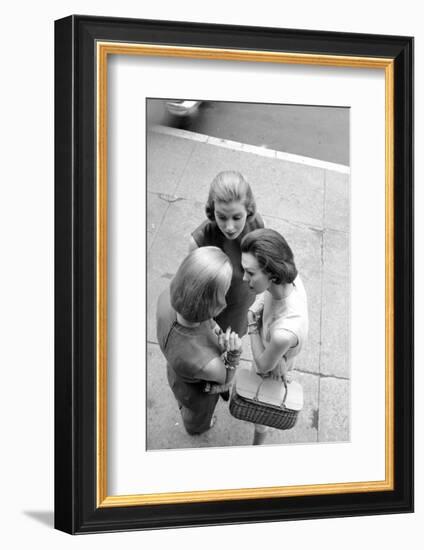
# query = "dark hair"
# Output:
<box><xmin>241</xmin><ymin>228</ymin><xmax>297</xmax><ymax>285</ymax></box>
<box><xmin>205</xmin><ymin>171</ymin><xmax>256</xmax><ymax>221</ymax></box>
<box><xmin>170</xmin><ymin>247</ymin><xmax>232</xmax><ymax>323</ymax></box>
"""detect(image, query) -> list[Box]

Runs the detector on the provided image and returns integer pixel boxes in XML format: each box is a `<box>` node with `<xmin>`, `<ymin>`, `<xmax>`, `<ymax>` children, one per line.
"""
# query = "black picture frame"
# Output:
<box><xmin>54</xmin><ymin>15</ymin><xmax>414</xmax><ymax>534</ymax></box>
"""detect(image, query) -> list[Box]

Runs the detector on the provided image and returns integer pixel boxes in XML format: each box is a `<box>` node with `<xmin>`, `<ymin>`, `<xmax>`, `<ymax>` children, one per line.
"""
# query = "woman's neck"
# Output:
<box><xmin>269</xmin><ymin>282</ymin><xmax>294</xmax><ymax>301</ymax></box>
<box><xmin>176</xmin><ymin>313</ymin><xmax>200</xmax><ymax>327</ymax></box>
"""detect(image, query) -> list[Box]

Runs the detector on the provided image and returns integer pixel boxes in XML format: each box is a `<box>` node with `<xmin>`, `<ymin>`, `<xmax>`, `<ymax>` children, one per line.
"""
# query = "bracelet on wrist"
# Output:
<box><xmin>224</xmin><ymin>359</ymin><xmax>237</xmax><ymax>370</ymax></box>
<box><xmin>247</xmin><ymin>322</ymin><xmax>259</xmax><ymax>335</ymax></box>
<box><xmin>224</xmin><ymin>352</ymin><xmax>239</xmax><ymax>369</ymax></box>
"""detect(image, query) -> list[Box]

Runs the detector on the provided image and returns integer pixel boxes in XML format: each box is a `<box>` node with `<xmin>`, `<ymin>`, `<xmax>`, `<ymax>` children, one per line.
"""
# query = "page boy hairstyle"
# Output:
<box><xmin>170</xmin><ymin>246</ymin><xmax>233</xmax><ymax>323</ymax></box>
<box><xmin>241</xmin><ymin>228</ymin><xmax>298</xmax><ymax>285</ymax></box>
<box><xmin>205</xmin><ymin>171</ymin><xmax>256</xmax><ymax>221</ymax></box>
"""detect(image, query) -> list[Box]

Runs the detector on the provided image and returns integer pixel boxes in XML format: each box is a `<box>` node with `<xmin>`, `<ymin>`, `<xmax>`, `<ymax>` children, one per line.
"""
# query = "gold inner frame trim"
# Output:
<box><xmin>96</xmin><ymin>42</ymin><xmax>395</xmax><ymax>508</ymax></box>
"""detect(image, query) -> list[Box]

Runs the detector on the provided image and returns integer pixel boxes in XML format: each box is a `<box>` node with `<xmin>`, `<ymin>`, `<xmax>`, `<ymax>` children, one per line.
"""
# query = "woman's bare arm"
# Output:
<box><xmin>247</xmin><ymin>310</ymin><xmax>296</xmax><ymax>375</ymax></box>
<box><xmin>250</xmin><ymin>329</ymin><xmax>295</xmax><ymax>375</ymax></box>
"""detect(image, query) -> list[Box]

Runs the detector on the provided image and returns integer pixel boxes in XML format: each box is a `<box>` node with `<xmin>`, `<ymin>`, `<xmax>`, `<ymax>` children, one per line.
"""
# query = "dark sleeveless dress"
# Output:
<box><xmin>191</xmin><ymin>213</ymin><xmax>264</xmax><ymax>336</ymax></box>
<box><xmin>156</xmin><ymin>289</ymin><xmax>223</xmax><ymax>435</ymax></box>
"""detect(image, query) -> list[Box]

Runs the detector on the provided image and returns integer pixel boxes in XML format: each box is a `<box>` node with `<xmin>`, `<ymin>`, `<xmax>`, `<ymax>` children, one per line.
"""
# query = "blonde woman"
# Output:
<box><xmin>156</xmin><ymin>247</ymin><xmax>242</xmax><ymax>435</ymax></box>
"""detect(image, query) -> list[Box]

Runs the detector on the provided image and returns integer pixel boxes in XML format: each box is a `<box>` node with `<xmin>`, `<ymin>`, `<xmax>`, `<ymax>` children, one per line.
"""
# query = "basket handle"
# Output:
<box><xmin>254</xmin><ymin>377</ymin><xmax>288</xmax><ymax>408</ymax></box>
<box><xmin>281</xmin><ymin>377</ymin><xmax>288</xmax><ymax>408</ymax></box>
<box><xmin>254</xmin><ymin>379</ymin><xmax>264</xmax><ymax>401</ymax></box>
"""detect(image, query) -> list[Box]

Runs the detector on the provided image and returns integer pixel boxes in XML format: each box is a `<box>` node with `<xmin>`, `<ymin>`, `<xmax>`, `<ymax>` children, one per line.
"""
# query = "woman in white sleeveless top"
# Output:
<box><xmin>241</xmin><ymin>229</ymin><xmax>309</xmax><ymax>445</ymax></box>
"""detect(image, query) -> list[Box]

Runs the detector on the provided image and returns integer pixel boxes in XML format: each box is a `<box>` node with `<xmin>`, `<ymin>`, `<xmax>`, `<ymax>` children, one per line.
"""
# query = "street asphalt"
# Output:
<box><xmin>147</xmin><ymin>99</ymin><xmax>350</xmax><ymax>165</ymax></box>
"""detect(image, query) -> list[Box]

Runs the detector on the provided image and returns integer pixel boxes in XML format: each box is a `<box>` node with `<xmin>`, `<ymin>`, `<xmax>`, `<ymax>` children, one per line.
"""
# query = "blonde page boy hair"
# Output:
<box><xmin>170</xmin><ymin>246</ymin><xmax>233</xmax><ymax>323</ymax></box>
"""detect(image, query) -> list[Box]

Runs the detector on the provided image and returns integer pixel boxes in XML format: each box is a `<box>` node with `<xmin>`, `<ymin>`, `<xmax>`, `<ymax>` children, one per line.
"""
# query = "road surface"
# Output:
<box><xmin>147</xmin><ymin>99</ymin><xmax>350</xmax><ymax>166</ymax></box>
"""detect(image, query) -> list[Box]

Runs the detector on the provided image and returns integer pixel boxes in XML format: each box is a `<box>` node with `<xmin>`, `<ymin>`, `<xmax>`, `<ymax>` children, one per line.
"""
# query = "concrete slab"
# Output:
<box><xmin>147</xmin><ymin>131</ymin><xmax>196</xmax><ymax>196</ymax></box>
<box><xmin>240</xmin><ymin>334</ymin><xmax>253</xmax><ymax>362</ymax></box>
<box><xmin>318</xmin><ymin>377</ymin><xmax>350</xmax><ymax>442</ymax></box>
<box><xmin>148</xmin><ymin>197</ymin><xmax>205</xmax><ymax>273</ymax></box>
<box><xmin>324</xmin><ymin>171</ymin><xmax>350</xmax><ymax>232</ymax></box>
<box><xmin>147</xmin><ymin>340</ymin><xmax>319</xmax><ymax>450</ymax></box>
<box><xmin>147</xmin><ymin>192</ymin><xmax>168</xmax><ymax>251</ymax></box>
<box><xmin>250</xmin><ymin>159</ymin><xmax>325</xmax><ymax>229</ymax></box>
<box><xmin>175</xmin><ymin>141</ymin><xmax>326</xmax><ymax>228</ymax></box>
<box><xmin>173</xmin><ymin>141</ymin><xmax>252</xmax><ymax>202</ymax></box>
<box><xmin>323</xmin><ymin>227</ymin><xmax>350</xmax><ymax>278</ymax></box>
<box><xmin>147</xmin><ymin>198</ymin><xmax>205</xmax><ymax>341</ymax></box>
<box><xmin>146</xmin><ymin>342</ymin><xmax>185</xmax><ymax>450</ymax></box>
<box><xmin>320</xmin><ymin>229</ymin><xmax>350</xmax><ymax>378</ymax></box>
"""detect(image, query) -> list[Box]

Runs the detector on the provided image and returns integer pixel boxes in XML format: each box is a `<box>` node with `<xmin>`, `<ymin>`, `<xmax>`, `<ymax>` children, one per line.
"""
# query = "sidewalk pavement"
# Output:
<box><xmin>146</xmin><ymin>126</ymin><xmax>350</xmax><ymax>450</ymax></box>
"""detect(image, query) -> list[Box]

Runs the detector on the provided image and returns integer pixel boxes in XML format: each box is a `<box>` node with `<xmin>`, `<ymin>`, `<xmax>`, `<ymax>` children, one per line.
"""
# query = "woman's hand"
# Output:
<box><xmin>221</xmin><ymin>327</ymin><xmax>242</xmax><ymax>373</ymax></box>
<box><xmin>249</xmin><ymin>301</ymin><xmax>264</xmax><ymax>318</ymax></box>
<box><xmin>266</xmin><ymin>360</ymin><xmax>294</xmax><ymax>383</ymax></box>
<box><xmin>248</xmin><ymin>308</ymin><xmax>263</xmax><ymax>323</ymax></box>
<box><xmin>247</xmin><ymin>310</ymin><xmax>256</xmax><ymax>325</ymax></box>
<box><xmin>215</xmin><ymin>326</ymin><xmax>227</xmax><ymax>353</ymax></box>
<box><xmin>282</xmin><ymin>370</ymin><xmax>294</xmax><ymax>384</ymax></box>
<box><xmin>248</xmin><ymin>306</ymin><xmax>263</xmax><ymax>331</ymax></box>
<box><xmin>267</xmin><ymin>368</ymin><xmax>293</xmax><ymax>383</ymax></box>
<box><xmin>247</xmin><ymin>311</ymin><xmax>260</xmax><ymax>334</ymax></box>
<box><xmin>218</xmin><ymin>326</ymin><xmax>242</xmax><ymax>359</ymax></box>
<box><xmin>268</xmin><ymin>364</ymin><xmax>282</xmax><ymax>381</ymax></box>
<box><xmin>224</xmin><ymin>326</ymin><xmax>242</xmax><ymax>353</ymax></box>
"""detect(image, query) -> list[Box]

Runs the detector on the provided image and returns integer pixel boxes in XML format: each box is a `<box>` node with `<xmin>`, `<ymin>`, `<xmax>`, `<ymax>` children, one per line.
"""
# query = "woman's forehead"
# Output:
<box><xmin>241</xmin><ymin>252</ymin><xmax>259</xmax><ymax>270</ymax></box>
<box><xmin>214</xmin><ymin>200</ymin><xmax>246</xmax><ymax>216</ymax></box>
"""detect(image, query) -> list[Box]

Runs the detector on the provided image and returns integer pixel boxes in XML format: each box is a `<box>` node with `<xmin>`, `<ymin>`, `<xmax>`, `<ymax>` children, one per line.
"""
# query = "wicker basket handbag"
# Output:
<box><xmin>229</xmin><ymin>368</ymin><xmax>303</xmax><ymax>430</ymax></box>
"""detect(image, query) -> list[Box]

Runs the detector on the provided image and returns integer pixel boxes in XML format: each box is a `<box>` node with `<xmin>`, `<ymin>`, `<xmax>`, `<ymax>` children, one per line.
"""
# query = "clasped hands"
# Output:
<box><xmin>216</xmin><ymin>325</ymin><xmax>242</xmax><ymax>356</ymax></box>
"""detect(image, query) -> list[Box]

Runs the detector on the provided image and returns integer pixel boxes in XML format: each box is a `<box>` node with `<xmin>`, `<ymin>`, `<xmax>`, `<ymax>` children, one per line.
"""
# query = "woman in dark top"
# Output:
<box><xmin>156</xmin><ymin>246</ymin><xmax>242</xmax><ymax>435</ymax></box>
<box><xmin>189</xmin><ymin>171</ymin><xmax>264</xmax><ymax>336</ymax></box>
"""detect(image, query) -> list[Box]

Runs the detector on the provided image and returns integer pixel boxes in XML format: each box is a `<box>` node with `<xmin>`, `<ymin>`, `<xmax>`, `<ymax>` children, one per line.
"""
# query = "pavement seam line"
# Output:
<box><xmin>147</xmin><ymin>192</ymin><xmax>171</xmax><ymax>253</ymax></box>
<box><xmin>148</xmin><ymin>193</ymin><xmax>348</xmax><ymax>236</ymax></box>
<box><xmin>146</xmin><ymin>341</ymin><xmax>349</xmax><ymax>380</ymax></box>
<box><xmin>149</xmin><ymin>124</ymin><xmax>351</xmax><ymax>174</ymax></box>
<box><xmin>263</xmin><ymin>212</ymin><xmax>325</xmax><ymax>234</ymax></box>
<box><xmin>173</xmin><ymin>138</ymin><xmax>200</xmax><ymax>197</ymax></box>
<box><xmin>317</xmin><ymin>177</ymin><xmax>326</xmax><ymax>442</ymax></box>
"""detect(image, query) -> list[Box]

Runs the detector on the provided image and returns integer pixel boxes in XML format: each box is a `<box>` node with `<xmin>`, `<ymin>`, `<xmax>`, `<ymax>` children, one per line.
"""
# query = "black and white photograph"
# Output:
<box><xmin>146</xmin><ymin>98</ymin><xmax>350</xmax><ymax>450</ymax></box>
<box><xmin>0</xmin><ymin>0</ymin><xmax>417</xmax><ymax>544</ymax></box>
